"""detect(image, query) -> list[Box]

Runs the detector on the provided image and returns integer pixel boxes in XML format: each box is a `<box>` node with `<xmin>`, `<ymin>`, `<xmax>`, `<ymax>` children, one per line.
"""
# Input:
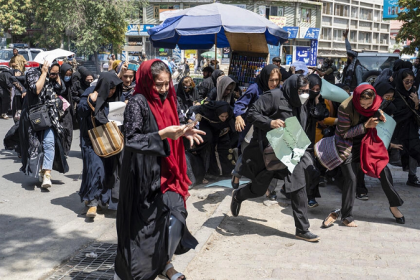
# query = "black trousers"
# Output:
<box><xmin>0</xmin><ymin>90</ymin><xmax>10</xmax><ymax>114</ymax></box>
<box><xmin>236</xmin><ymin>168</ymin><xmax>310</xmax><ymax>233</ymax></box>
<box><xmin>340</xmin><ymin>163</ymin><xmax>404</xmax><ymax>223</ymax></box>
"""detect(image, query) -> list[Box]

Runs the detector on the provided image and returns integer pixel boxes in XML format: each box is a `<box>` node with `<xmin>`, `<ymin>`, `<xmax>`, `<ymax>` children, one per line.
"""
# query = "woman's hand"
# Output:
<box><xmin>184</xmin><ymin>128</ymin><xmax>206</xmax><ymax>147</ymax></box>
<box><xmin>159</xmin><ymin>125</ymin><xmax>187</xmax><ymax>140</ymax></box>
<box><xmin>41</xmin><ymin>60</ymin><xmax>49</xmax><ymax>75</ymax></box>
<box><xmin>409</xmin><ymin>93</ymin><xmax>419</xmax><ymax>108</ymax></box>
<box><xmin>89</xmin><ymin>91</ymin><xmax>98</xmax><ymax>102</ymax></box>
<box><xmin>270</xmin><ymin>119</ymin><xmax>285</xmax><ymax>129</ymax></box>
<box><xmin>364</xmin><ymin>117</ymin><xmax>379</xmax><ymax>129</ymax></box>
<box><xmin>390</xmin><ymin>143</ymin><xmax>403</xmax><ymax>150</ymax></box>
<box><xmin>378</xmin><ymin>109</ymin><xmax>386</xmax><ymax>122</ymax></box>
<box><xmin>235</xmin><ymin>116</ymin><xmax>246</xmax><ymax>132</ymax></box>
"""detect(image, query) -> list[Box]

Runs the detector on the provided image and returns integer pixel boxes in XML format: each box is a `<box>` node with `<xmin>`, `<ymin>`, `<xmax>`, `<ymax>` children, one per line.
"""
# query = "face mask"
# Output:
<box><xmin>309</xmin><ymin>90</ymin><xmax>319</xmax><ymax>99</ymax></box>
<box><xmin>299</xmin><ymin>93</ymin><xmax>310</xmax><ymax>104</ymax></box>
<box><xmin>184</xmin><ymin>86</ymin><xmax>192</xmax><ymax>90</ymax></box>
<box><xmin>159</xmin><ymin>91</ymin><xmax>169</xmax><ymax>102</ymax></box>
<box><xmin>64</xmin><ymin>76</ymin><xmax>71</xmax><ymax>82</ymax></box>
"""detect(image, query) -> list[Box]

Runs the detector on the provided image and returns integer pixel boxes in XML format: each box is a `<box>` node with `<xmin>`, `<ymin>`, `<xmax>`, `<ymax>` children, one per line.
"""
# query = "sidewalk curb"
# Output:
<box><xmin>171</xmin><ymin>194</ymin><xmax>231</xmax><ymax>273</ymax></box>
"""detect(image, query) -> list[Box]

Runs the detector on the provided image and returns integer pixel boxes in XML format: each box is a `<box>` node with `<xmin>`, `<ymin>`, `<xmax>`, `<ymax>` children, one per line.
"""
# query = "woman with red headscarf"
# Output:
<box><xmin>114</xmin><ymin>60</ymin><xmax>205</xmax><ymax>280</ymax></box>
<box><xmin>319</xmin><ymin>84</ymin><xmax>404</xmax><ymax>228</ymax></box>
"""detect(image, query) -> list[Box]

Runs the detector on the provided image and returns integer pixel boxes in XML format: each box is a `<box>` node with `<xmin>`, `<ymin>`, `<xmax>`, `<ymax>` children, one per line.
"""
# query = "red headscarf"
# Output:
<box><xmin>352</xmin><ymin>84</ymin><xmax>388</xmax><ymax>178</ymax></box>
<box><xmin>134</xmin><ymin>59</ymin><xmax>191</xmax><ymax>199</ymax></box>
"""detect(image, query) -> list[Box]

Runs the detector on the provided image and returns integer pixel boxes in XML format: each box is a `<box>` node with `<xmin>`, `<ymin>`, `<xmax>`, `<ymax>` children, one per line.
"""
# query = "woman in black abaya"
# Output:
<box><xmin>77</xmin><ymin>72</ymin><xmax>123</xmax><ymax>218</ymax></box>
<box><xmin>59</xmin><ymin>63</ymin><xmax>74</xmax><ymax>154</ymax></box>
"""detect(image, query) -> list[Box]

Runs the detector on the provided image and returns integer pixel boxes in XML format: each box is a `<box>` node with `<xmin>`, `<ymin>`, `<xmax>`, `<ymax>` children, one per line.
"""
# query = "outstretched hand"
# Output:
<box><xmin>184</xmin><ymin>128</ymin><xmax>206</xmax><ymax>147</ymax></box>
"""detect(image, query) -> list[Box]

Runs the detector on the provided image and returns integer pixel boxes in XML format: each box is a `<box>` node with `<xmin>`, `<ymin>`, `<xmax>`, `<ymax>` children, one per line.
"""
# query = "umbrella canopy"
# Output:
<box><xmin>34</xmin><ymin>49</ymin><xmax>75</xmax><ymax>65</ymax></box>
<box><xmin>148</xmin><ymin>3</ymin><xmax>288</xmax><ymax>50</ymax></box>
<box><xmin>201</xmin><ymin>51</ymin><xmax>222</xmax><ymax>59</ymax></box>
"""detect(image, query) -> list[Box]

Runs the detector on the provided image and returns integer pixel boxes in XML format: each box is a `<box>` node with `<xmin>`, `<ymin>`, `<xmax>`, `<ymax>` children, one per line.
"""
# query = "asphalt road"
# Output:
<box><xmin>0</xmin><ymin>118</ymin><xmax>116</xmax><ymax>280</ymax></box>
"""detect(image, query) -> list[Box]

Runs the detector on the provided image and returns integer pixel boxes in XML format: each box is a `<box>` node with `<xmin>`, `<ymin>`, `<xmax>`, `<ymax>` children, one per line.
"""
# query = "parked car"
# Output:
<box><xmin>357</xmin><ymin>52</ymin><xmax>400</xmax><ymax>84</ymax></box>
<box><xmin>0</xmin><ymin>48</ymin><xmax>44</xmax><ymax>71</ymax></box>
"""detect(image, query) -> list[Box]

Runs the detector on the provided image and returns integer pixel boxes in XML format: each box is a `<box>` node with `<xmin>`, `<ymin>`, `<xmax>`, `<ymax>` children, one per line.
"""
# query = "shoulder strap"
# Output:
<box><xmin>397</xmin><ymin>91</ymin><xmax>420</xmax><ymax>117</ymax></box>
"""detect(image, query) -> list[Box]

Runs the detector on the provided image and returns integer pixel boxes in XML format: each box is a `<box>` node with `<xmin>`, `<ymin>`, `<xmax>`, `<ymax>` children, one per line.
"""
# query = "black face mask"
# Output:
<box><xmin>83</xmin><ymin>80</ymin><xmax>91</xmax><ymax>86</ymax></box>
<box><xmin>309</xmin><ymin>90</ymin><xmax>319</xmax><ymax>99</ymax></box>
<box><xmin>159</xmin><ymin>91</ymin><xmax>169</xmax><ymax>102</ymax></box>
<box><xmin>184</xmin><ymin>86</ymin><xmax>192</xmax><ymax>90</ymax></box>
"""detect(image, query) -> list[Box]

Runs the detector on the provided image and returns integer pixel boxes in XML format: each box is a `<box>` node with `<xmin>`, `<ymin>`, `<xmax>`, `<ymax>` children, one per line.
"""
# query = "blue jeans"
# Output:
<box><xmin>42</xmin><ymin>128</ymin><xmax>55</xmax><ymax>170</ymax></box>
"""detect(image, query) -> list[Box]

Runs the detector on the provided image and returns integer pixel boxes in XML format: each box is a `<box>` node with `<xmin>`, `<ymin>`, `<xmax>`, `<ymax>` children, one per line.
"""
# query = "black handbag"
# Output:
<box><xmin>29</xmin><ymin>104</ymin><xmax>52</xmax><ymax>131</ymax></box>
<box><xmin>397</xmin><ymin>91</ymin><xmax>420</xmax><ymax>126</ymax></box>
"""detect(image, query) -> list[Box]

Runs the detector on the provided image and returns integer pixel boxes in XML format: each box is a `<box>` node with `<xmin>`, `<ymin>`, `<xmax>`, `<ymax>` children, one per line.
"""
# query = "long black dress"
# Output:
<box><xmin>59</xmin><ymin>63</ymin><xmax>74</xmax><ymax>155</ymax></box>
<box><xmin>77</xmin><ymin>84</ymin><xmax>122</xmax><ymax>209</ymax></box>
<box><xmin>115</xmin><ymin>93</ymin><xmax>197</xmax><ymax>280</ymax></box>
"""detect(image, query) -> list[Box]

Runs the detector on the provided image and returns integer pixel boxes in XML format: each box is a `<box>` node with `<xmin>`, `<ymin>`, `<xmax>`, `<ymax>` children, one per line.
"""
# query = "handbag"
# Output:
<box><xmin>259</xmin><ymin>129</ymin><xmax>287</xmax><ymax>171</ymax></box>
<box><xmin>397</xmin><ymin>91</ymin><xmax>420</xmax><ymax>126</ymax></box>
<box><xmin>28</xmin><ymin>104</ymin><xmax>52</xmax><ymax>131</ymax></box>
<box><xmin>87</xmin><ymin>98</ymin><xmax>124</xmax><ymax>158</ymax></box>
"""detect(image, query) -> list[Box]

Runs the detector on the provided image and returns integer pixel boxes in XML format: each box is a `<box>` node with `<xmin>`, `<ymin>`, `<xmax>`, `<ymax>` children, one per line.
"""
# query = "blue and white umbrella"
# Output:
<box><xmin>148</xmin><ymin>3</ymin><xmax>289</xmax><ymax>50</ymax></box>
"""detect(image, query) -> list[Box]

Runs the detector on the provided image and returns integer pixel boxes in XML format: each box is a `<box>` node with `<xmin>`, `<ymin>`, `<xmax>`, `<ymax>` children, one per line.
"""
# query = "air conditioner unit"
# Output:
<box><xmin>382</xmin><ymin>39</ymin><xmax>387</xmax><ymax>44</ymax></box>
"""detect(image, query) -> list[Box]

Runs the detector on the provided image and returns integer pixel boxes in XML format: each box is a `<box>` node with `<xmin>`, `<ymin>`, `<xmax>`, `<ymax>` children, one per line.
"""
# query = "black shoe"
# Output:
<box><xmin>231</xmin><ymin>176</ymin><xmax>240</xmax><ymax>189</ymax></box>
<box><xmin>280</xmin><ymin>188</ymin><xmax>291</xmax><ymax>199</ymax></box>
<box><xmin>308</xmin><ymin>199</ymin><xmax>319</xmax><ymax>208</ymax></box>
<box><xmin>230</xmin><ymin>190</ymin><xmax>242</xmax><ymax>217</ymax></box>
<box><xmin>406</xmin><ymin>177</ymin><xmax>420</xmax><ymax>187</ymax></box>
<box><xmin>266</xmin><ymin>190</ymin><xmax>277</xmax><ymax>201</ymax></box>
<box><xmin>389</xmin><ymin>207</ymin><xmax>405</xmax><ymax>224</ymax></box>
<box><xmin>356</xmin><ymin>193</ymin><xmax>369</xmax><ymax>200</ymax></box>
<box><xmin>318</xmin><ymin>176</ymin><xmax>326</xmax><ymax>187</ymax></box>
<box><xmin>295</xmin><ymin>230</ymin><xmax>320</xmax><ymax>242</ymax></box>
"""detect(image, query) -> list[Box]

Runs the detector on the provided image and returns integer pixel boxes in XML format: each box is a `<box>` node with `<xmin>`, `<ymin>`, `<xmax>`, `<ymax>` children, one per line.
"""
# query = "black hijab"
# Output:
<box><xmin>255</xmin><ymin>64</ymin><xmax>279</xmax><ymax>92</ymax></box>
<box><xmin>307</xmin><ymin>74</ymin><xmax>322</xmax><ymax>99</ymax></box>
<box><xmin>395</xmin><ymin>69</ymin><xmax>415</xmax><ymax>97</ymax></box>
<box><xmin>78</xmin><ymin>66</ymin><xmax>94</xmax><ymax>88</ymax></box>
<box><xmin>374</xmin><ymin>81</ymin><xmax>394</xmax><ymax>97</ymax></box>
<box><xmin>281</xmin><ymin>74</ymin><xmax>302</xmax><ymax>108</ymax></box>
<box><xmin>176</xmin><ymin>76</ymin><xmax>195</xmax><ymax>108</ymax></box>
<box><xmin>211</xmin><ymin>70</ymin><xmax>224</xmax><ymax>86</ymax></box>
<box><xmin>198</xmin><ymin>100</ymin><xmax>234</xmax><ymax>131</ymax></box>
<box><xmin>93</xmin><ymin>72</ymin><xmax>123</xmax><ymax>123</ymax></box>
<box><xmin>60</xmin><ymin>63</ymin><xmax>73</xmax><ymax>81</ymax></box>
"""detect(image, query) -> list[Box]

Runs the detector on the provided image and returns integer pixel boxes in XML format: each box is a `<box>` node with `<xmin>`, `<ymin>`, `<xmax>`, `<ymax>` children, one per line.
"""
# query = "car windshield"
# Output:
<box><xmin>18</xmin><ymin>50</ymin><xmax>29</xmax><ymax>60</ymax></box>
<box><xmin>0</xmin><ymin>50</ymin><xmax>13</xmax><ymax>61</ymax></box>
<box><xmin>358</xmin><ymin>56</ymin><xmax>399</xmax><ymax>71</ymax></box>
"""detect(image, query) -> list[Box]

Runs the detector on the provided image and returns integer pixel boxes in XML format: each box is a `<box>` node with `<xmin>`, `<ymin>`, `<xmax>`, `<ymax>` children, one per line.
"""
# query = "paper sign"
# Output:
<box><xmin>320</xmin><ymin>80</ymin><xmax>350</xmax><ymax>103</ymax></box>
<box><xmin>108</xmin><ymin>101</ymin><xmax>127</xmax><ymax>126</ymax></box>
<box><xmin>266</xmin><ymin>117</ymin><xmax>311</xmax><ymax>173</ymax></box>
<box><xmin>376</xmin><ymin>112</ymin><xmax>396</xmax><ymax>149</ymax></box>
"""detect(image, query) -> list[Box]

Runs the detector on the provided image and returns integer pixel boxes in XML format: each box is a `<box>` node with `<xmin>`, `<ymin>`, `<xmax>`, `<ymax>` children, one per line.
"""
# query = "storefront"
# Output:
<box><xmin>125</xmin><ymin>24</ymin><xmax>156</xmax><ymax>61</ymax></box>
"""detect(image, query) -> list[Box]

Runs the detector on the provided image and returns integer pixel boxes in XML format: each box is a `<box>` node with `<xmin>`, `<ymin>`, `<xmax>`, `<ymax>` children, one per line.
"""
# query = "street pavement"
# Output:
<box><xmin>1</xmin><ymin>116</ymin><xmax>420</xmax><ymax>279</ymax></box>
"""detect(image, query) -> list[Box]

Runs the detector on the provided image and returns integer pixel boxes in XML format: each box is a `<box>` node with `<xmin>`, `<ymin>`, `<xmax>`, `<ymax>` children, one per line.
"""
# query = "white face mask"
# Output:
<box><xmin>299</xmin><ymin>93</ymin><xmax>310</xmax><ymax>104</ymax></box>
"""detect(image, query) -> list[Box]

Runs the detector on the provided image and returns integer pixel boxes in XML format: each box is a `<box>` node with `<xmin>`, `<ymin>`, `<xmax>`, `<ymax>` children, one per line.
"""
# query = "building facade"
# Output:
<box><xmin>318</xmin><ymin>0</ymin><xmax>390</xmax><ymax>67</ymax></box>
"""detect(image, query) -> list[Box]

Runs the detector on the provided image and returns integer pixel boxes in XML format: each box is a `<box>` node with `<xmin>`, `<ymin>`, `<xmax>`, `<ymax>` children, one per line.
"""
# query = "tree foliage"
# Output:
<box><xmin>0</xmin><ymin>0</ymin><xmax>146</xmax><ymax>54</ymax></box>
<box><xmin>395</xmin><ymin>0</ymin><xmax>420</xmax><ymax>54</ymax></box>
<box><xmin>0</xmin><ymin>0</ymin><xmax>32</xmax><ymax>35</ymax></box>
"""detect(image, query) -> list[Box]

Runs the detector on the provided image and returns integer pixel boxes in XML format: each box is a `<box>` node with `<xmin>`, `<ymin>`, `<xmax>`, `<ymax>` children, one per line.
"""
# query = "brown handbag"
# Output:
<box><xmin>87</xmin><ymin>99</ymin><xmax>124</xmax><ymax>158</ymax></box>
<box><xmin>259</xmin><ymin>129</ymin><xmax>287</xmax><ymax>171</ymax></box>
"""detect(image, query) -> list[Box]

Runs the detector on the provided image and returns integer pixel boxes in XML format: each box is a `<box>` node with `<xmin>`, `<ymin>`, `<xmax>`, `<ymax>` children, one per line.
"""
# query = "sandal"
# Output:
<box><xmin>322</xmin><ymin>209</ymin><xmax>341</xmax><ymax>228</ymax></box>
<box><xmin>162</xmin><ymin>263</ymin><xmax>187</xmax><ymax>280</ymax></box>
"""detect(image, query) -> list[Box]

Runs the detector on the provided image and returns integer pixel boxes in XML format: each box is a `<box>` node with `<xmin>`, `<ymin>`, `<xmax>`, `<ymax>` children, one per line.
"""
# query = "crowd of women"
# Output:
<box><xmin>1</xmin><ymin>51</ymin><xmax>420</xmax><ymax>279</ymax></box>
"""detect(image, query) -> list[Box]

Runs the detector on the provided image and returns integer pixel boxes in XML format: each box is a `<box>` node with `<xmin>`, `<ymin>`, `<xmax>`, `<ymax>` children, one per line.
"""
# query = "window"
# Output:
<box><xmin>301</xmin><ymin>8</ymin><xmax>311</xmax><ymax>23</ymax></box>
<box><xmin>333</xmin><ymin>29</ymin><xmax>345</xmax><ymax>41</ymax></box>
<box><xmin>265</xmin><ymin>6</ymin><xmax>284</xmax><ymax>19</ymax></box>
<box><xmin>323</xmin><ymin>3</ymin><xmax>332</xmax><ymax>15</ymax></box>
<box><xmin>358</xmin><ymin>32</ymin><xmax>371</xmax><ymax>43</ymax></box>
<box><xmin>360</xmin><ymin>8</ymin><xmax>372</xmax><ymax>20</ymax></box>
<box><xmin>350</xmin><ymin>31</ymin><xmax>357</xmax><ymax>41</ymax></box>
<box><xmin>321</xmin><ymin>28</ymin><xmax>332</xmax><ymax>40</ymax></box>
<box><xmin>335</xmin><ymin>4</ymin><xmax>349</xmax><ymax>17</ymax></box>
<box><xmin>154</xmin><ymin>6</ymin><xmax>159</xmax><ymax>19</ymax></box>
<box><xmin>351</xmin><ymin>7</ymin><xmax>358</xmax><ymax>18</ymax></box>
<box><xmin>30</xmin><ymin>50</ymin><xmax>41</xmax><ymax>59</ymax></box>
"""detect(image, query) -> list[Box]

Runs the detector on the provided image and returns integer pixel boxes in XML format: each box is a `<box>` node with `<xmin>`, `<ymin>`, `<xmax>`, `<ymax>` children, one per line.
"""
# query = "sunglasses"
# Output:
<box><xmin>49</xmin><ymin>72</ymin><xmax>59</xmax><ymax>76</ymax></box>
<box><xmin>383</xmin><ymin>96</ymin><xmax>394</xmax><ymax>101</ymax></box>
<box><xmin>298</xmin><ymin>89</ymin><xmax>310</xmax><ymax>94</ymax></box>
<box><xmin>403</xmin><ymin>80</ymin><xmax>414</xmax><ymax>85</ymax></box>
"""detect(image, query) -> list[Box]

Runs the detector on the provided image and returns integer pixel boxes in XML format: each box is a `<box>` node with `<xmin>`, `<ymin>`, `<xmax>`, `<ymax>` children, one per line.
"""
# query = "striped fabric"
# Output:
<box><xmin>88</xmin><ymin>120</ymin><xmax>124</xmax><ymax>158</ymax></box>
<box><xmin>315</xmin><ymin>136</ymin><xmax>343</xmax><ymax>170</ymax></box>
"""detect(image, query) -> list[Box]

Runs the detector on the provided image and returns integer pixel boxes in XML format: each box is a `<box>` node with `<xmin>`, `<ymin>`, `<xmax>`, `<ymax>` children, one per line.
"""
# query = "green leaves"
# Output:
<box><xmin>0</xmin><ymin>0</ymin><xmax>146</xmax><ymax>55</ymax></box>
<box><xmin>395</xmin><ymin>0</ymin><xmax>420</xmax><ymax>54</ymax></box>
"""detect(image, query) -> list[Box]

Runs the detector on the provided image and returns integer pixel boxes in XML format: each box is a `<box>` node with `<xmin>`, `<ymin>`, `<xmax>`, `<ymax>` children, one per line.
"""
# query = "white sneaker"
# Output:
<box><xmin>41</xmin><ymin>174</ymin><xmax>52</xmax><ymax>189</ymax></box>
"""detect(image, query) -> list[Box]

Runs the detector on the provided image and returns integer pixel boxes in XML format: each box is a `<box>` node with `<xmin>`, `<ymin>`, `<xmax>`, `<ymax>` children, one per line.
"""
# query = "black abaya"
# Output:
<box><xmin>115</xmin><ymin>94</ymin><xmax>197</xmax><ymax>280</ymax></box>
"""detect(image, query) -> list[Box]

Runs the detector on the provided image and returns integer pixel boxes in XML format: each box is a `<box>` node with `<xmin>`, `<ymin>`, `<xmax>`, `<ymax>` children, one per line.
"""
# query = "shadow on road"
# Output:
<box><xmin>216</xmin><ymin>215</ymin><xmax>297</xmax><ymax>240</ymax></box>
<box><xmin>192</xmin><ymin>189</ymin><xmax>230</xmax><ymax>213</ymax></box>
<box><xmin>0</xmin><ymin>214</ymin><xmax>87</xmax><ymax>278</ymax></box>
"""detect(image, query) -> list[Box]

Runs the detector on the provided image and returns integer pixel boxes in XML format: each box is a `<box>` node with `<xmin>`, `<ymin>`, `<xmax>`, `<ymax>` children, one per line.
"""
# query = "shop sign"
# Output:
<box><xmin>309</xmin><ymin>39</ymin><xmax>318</xmax><ymax>67</ymax></box>
<box><xmin>295</xmin><ymin>40</ymin><xmax>318</xmax><ymax>67</ymax></box>
<box><xmin>302</xmin><ymin>28</ymin><xmax>320</xmax><ymax>40</ymax></box>
<box><xmin>286</xmin><ymin>55</ymin><xmax>292</xmax><ymax>65</ymax></box>
<box><xmin>283</xmin><ymin>27</ymin><xmax>299</xmax><ymax>39</ymax></box>
<box><xmin>383</xmin><ymin>0</ymin><xmax>404</xmax><ymax>19</ymax></box>
<box><xmin>126</xmin><ymin>24</ymin><xmax>155</xmax><ymax>36</ymax></box>
<box><xmin>269</xmin><ymin>16</ymin><xmax>286</xmax><ymax>28</ymax></box>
